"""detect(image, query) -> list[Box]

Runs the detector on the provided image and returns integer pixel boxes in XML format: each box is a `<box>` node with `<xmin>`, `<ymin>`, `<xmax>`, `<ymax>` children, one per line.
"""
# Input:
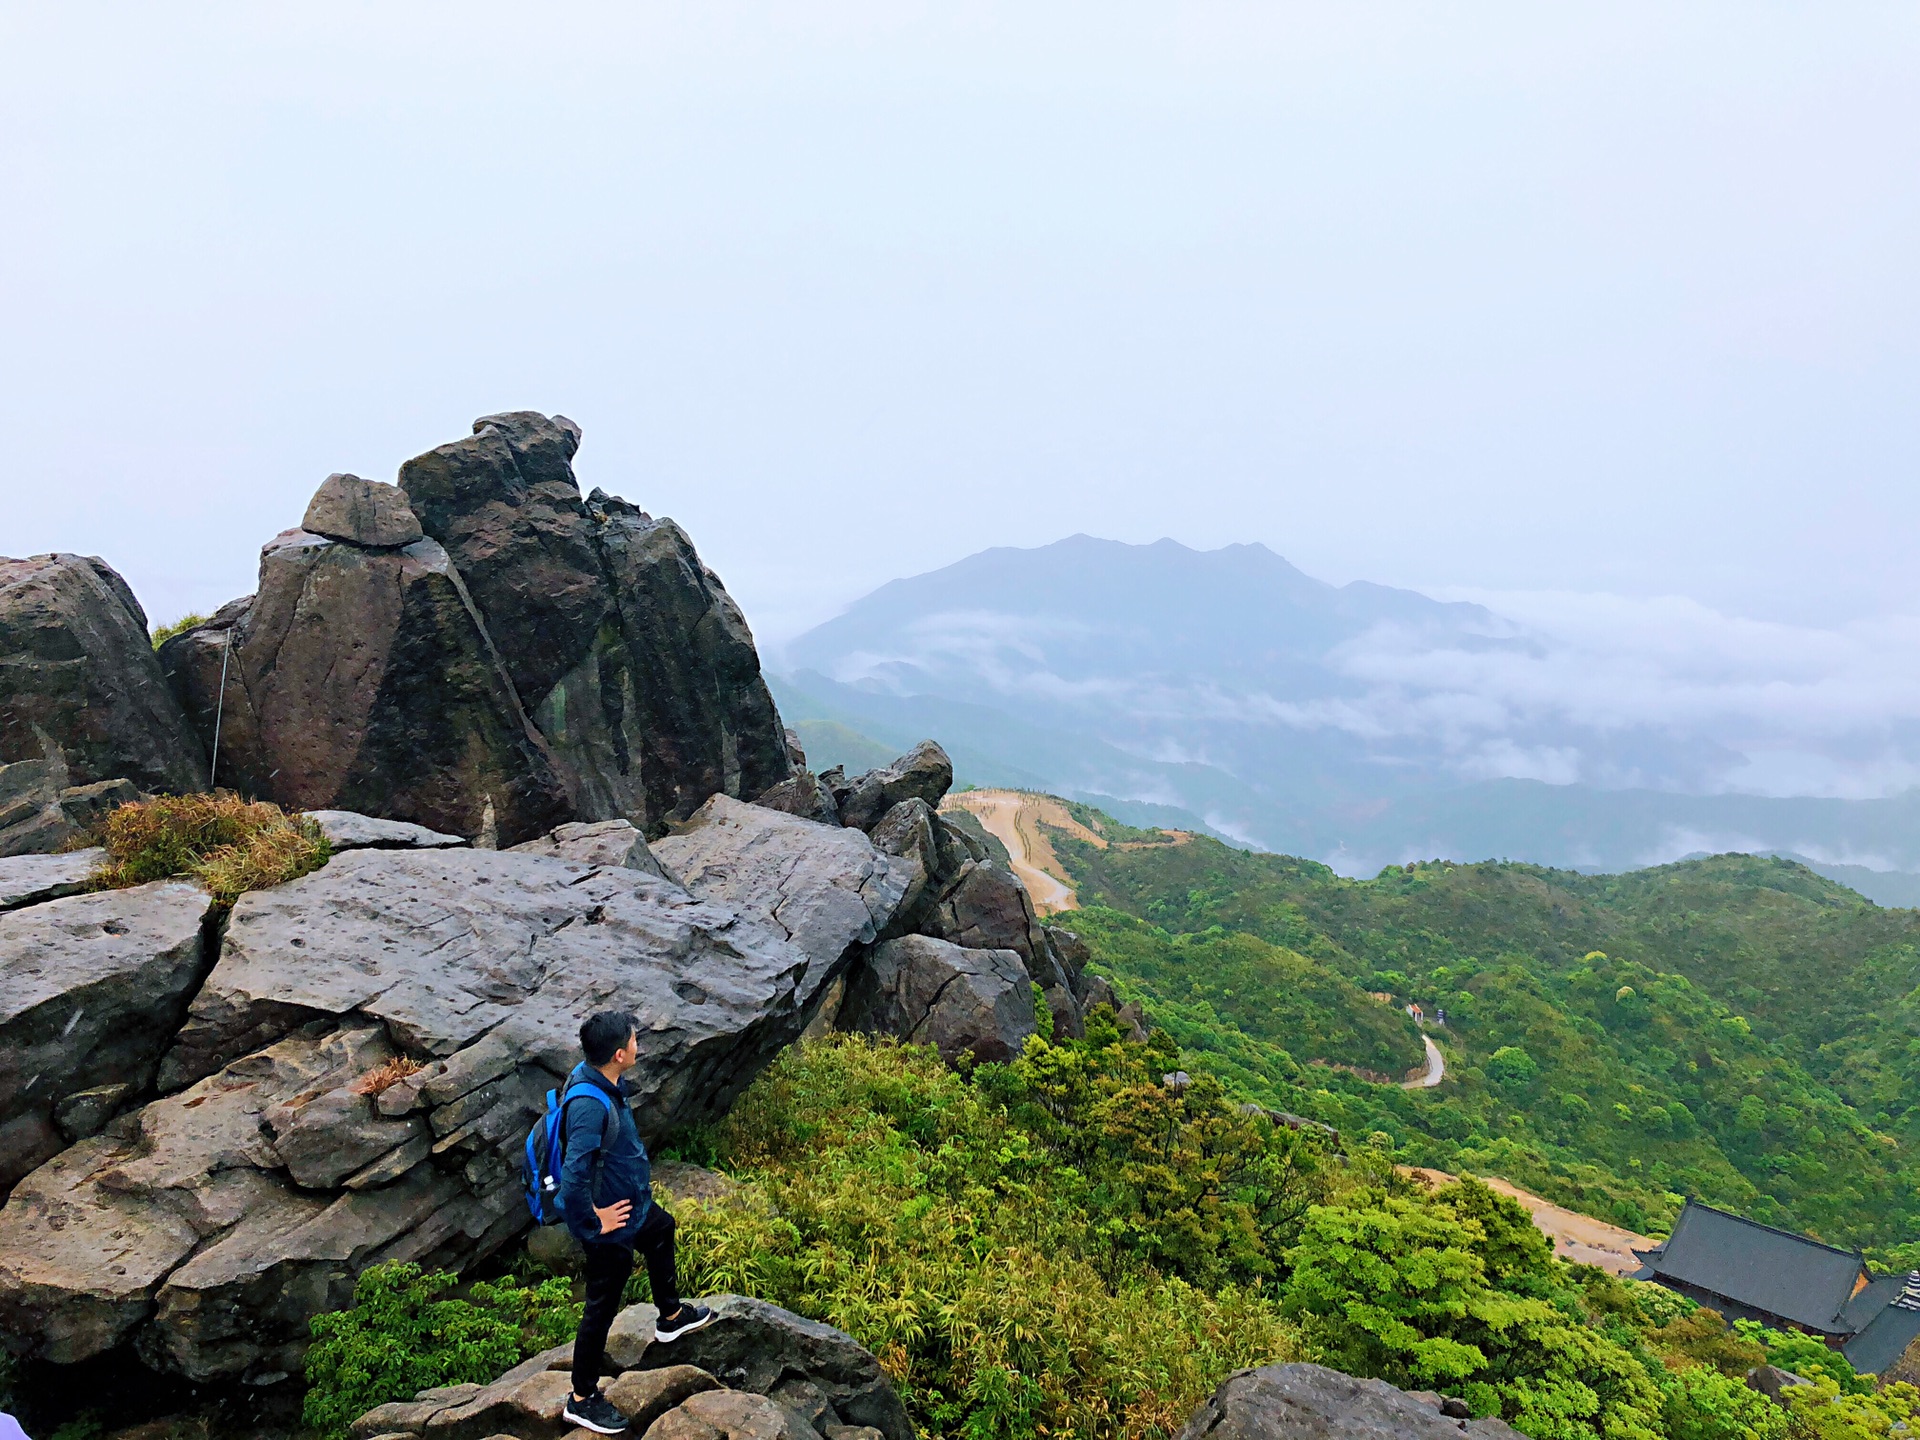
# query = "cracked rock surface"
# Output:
<box><xmin>0</xmin><ymin>879</ymin><xmax>214</xmax><ymax>1193</ymax></box>
<box><xmin>0</xmin><ymin>809</ymin><xmax>908</xmax><ymax>1383</ymax></box>
<box><xmin>655</xmin><ymin>796</ymin><xmax>910</xmax><ymax>1015</ymax></box>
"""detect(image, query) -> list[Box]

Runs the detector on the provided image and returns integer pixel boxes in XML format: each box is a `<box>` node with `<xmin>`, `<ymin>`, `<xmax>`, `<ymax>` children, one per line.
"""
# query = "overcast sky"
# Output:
<box><xmin>4</xmin><ymin>3</ymin><xmax>1917</xmax><ymax>655</ymax></box>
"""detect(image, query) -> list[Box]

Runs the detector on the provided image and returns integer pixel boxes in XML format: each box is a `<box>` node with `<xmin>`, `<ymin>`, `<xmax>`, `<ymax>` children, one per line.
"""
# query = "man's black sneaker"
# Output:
<box><xmin>655</xmin><ymin>1302</ymin><xmax>716</xmax><ymax>1342</ymax></box>
<box><xmin>562</xmin><ymin>1389</ymin><xmax>630</xmax><ymax>1434</ymax></box>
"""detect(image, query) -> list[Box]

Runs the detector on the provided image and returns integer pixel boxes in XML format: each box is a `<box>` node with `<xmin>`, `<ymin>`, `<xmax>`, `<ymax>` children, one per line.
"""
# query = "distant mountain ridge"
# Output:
<box><xmin>774</xmin><ymin>535</ymin><xmax>1920</xmax><ymax>879</ymax></box>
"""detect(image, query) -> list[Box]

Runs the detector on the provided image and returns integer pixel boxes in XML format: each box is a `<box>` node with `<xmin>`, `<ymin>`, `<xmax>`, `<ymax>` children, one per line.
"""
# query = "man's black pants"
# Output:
<box><xmin>571</xmin><ymin>1202</ymin><xmax>683</xmax><ymax>1398</ymax></box>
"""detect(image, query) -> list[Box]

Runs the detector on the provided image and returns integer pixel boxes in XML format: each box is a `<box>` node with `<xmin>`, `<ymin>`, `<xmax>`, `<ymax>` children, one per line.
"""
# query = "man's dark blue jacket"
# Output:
<box><xmin>557</xmin><ymin>1061</ymin><xmax>652</xmax><ymax>1248</ymax></box>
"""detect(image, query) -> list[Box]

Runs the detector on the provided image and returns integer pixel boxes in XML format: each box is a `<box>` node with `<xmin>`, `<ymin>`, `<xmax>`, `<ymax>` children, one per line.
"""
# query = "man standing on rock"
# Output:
<box><xmin>562</xmin><ymin>1008</ymin><xmax>716</xmax><ymax>1435</ymax></box>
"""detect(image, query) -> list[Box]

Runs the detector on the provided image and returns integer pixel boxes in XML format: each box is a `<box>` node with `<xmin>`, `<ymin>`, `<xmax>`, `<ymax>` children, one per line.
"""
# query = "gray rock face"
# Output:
<box><xmin>918</xmin><ymin>856</ymin><xmax>1083</xmax><ymax>1038</ymax></box>
<box><xmin>0</xmin><ymin>836</ymin><xmax>866</xmax><ymax>1383</ymax></box>
<box><xmin>608</xmin><ymin>1294</ymin><xmax>912</xmax><ymax>1440</ymax></box>
<box><xmin>159</xmin><ymin>527</ymin><xmax>571</xmax><ymax>847</ymax></box>
<box><xmin>0</xmin><ymin>880</ymin><xmax>213</xmax><ymax>1193</ymax></box>
<box><xmin>397</xmin><ymin>413</ymin><xmax>792</xmax><ymax>832</ymax></box>
<box><xmin>302</xmin><ymin>474</ymin><xmax>425</xmax><ymax>549</ymax></box>
<box><xmin>0</xmin><ymin>846</ymin><xmax>104</xmax><ymax>911</ymax></box>
<box><xmin>654</xmin><ymin>795</ymin><xmax>911</xmax><ymax>1014</ymax></box>
<box><xmin>0</xmin><ymin>1019</ymin><xmax>513</xmax><ymax>1383</ymax></box>
<box><xmin>158</xmin><ymin>846</ymin><xmax>813</xmax><ymax>1136</ymax></box>
<box><xmin>1177</xmin><ymin>1364</ymin><xmax>1526</xmax><ymax>1440</ymax></box>
<box><xmin>509</xmin><ymin>817</ymin><xmax>664</xmax><ymax>877</ymax></box>
<box><xmin>306</xmin><ymin>810</ymin><xmax>470</xmax><ymax>852</ymax></box>
<box><xmin>838</xmin><ymin>935</ymin><xmax>1036</xmax><ymax>1065</ymax></box>
<box><xmin>833</xmin><ymin>741</ymin><xmax>953</xmax><ymax>833</ymax></box>
<box><xmin>0</xmin><ymin>554</ymin><xmax>206</xmax><ymax>795</ymax></box>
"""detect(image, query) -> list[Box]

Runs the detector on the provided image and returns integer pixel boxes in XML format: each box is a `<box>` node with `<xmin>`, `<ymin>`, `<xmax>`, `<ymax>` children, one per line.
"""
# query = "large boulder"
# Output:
<box><xmin>0</xmin><ymin>554</ymin><xmax>206</xmax><ymax>795</ymax></box>
<box><xmin>608</xmin><ymin>1294</ymin><xmax>912</xmax><ymax>1440</ymax></box>
<box><xmin>1177</xmin><ymin>1364</ymin><xmax>1527</xmax><ymax>1440</ymax></box>
<box><xmin>838</xmin><ymin>935</ymin><xmax>1036</xmax><ymax>1065</ymax></box>
<box><xmin>397</xmin><ymin>413</ymin><xmax>792</xmax><ymax>831</ymax></box>
<box><xmin>653</xmin><ymin>795</ymin><xmax>911</xmax><ymax>1015</ymax></box>
<box><xmin>0</xmin><ymin>880</ymin><xmax>214</xmax><ymax>1193</ymax></box>
<box><xmin>920</xmin><ymin>856</ymin><xmax>1083</xmax><ymax>1039</ymax></box>
<box><xmin>831</xmin><ymin>741</ymin><xmax>952</xmax><ymax>833</ymax></box>
<box><xmin>302</xmin><ymin>473</ymin><xmax>425</xmax><ymax>549</ymax></box>
<box><xmin>159</xmin><ymin>510</ymin><xmax>572</xmax><ymax>847</ymax></box>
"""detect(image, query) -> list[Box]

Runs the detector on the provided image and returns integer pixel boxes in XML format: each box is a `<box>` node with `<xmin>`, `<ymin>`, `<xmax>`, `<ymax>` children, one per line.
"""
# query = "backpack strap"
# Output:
<box><xmin>559</xmin><ymin>1082</ymin><xmax>619</xmax><ymax>1205</ymax></box>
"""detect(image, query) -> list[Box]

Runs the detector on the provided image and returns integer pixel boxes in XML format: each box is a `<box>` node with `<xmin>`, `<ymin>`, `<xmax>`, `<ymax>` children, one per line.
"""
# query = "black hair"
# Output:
<box><xmin>580</xmin><ymin>1009</ymin><xmax>639</xmax><ymax>1066</ymax></box>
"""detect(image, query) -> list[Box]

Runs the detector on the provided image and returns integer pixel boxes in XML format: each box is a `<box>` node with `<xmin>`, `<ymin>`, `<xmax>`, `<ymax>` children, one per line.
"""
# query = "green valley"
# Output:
<box><xmin>1045</xmin><ymin>811</ymin><xmax>1920</xmax><ymax>1257</ymax></box>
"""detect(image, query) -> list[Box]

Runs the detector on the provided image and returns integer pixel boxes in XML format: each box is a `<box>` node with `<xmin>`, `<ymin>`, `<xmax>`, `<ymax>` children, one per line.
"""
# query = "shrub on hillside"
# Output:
<box><xmin>87</xmin><ymin>792</ymin><xmax>329</xmax><ymax>906</ymax></box>
<box><xmin>666</xmin><ymin>1033</ymin><xmax>1311</xmax><ymax>1438</ymax></box>
<box><xmin>1282</xmin><ymin>1177</ymin><xmax>1667</xmax><ymax>1439</ymax></box>
<box><xmin>301</xmin><ymin>1264</ymin><xmax>576</xmax><ymax>1439</ymax></box>
<box><xmin>149</xmin><ymin>612</ymin><xmax>208</xmax><ymax>648</ymax></box>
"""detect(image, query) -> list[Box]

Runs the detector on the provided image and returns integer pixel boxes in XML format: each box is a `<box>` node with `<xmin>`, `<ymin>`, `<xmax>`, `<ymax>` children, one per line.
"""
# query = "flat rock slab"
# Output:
<box><xmin>306</xmin><ymin>810</ymin><xmax>470</xmax><ymax>851</ymax></box>
<box><xmin>1177</xmin><ymin>1364</ymin><xmax>1527</xmax><ymax>1440</ymax></box>
<box><xmin>511</xmin><ymin>818</ymin><xmax>663</xmax><ymax>877</ymax></box>
<box><xmin>160</xmin><ymin>848</ymin><xmax>814</xmax><ymax>1137</ymax></box>
<box><xmin>0</xmin><ymin>846</ymin><xmax>104</xmax><ymax>910</ymax></box>
<box><xmin>0</xmin><ymin>879</ymin><xmax>212</xmax><ymax>1192</ymax></box>
<box><xmin>655</xmin><ymin>796</ymin><xmax>910</xmax><ymax>1013</ymax></box>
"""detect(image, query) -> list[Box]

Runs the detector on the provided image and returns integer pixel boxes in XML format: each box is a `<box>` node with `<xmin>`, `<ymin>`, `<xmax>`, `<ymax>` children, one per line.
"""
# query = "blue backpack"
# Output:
<box><xmin>522</xmin><ymin>1081</ymin><xmax>615</xmax><ymax>1226</ymax></box>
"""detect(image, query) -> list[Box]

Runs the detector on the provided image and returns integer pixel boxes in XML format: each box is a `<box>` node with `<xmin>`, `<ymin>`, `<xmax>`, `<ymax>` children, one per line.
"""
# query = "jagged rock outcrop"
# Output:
<box><xmin>159</xmin><ymin>508</ymin><xmax>572</xmax><ymax>847</ymax></box>
<box><xmin>398</xmin><ymin>412</ymin><xmax>792</xmax><ymax>831</ymax></box>
<box><xmin>353</xmin><ymin>1294</ymin><xmax>910</xmax><ymax>1440</ymax></box>
<box><xmin>0</xmin><ymin>880</ymin><xmax>214</xmax><ymax>1192</ymax></box>
<box><xmin>831</xmin><ymin>740</ymin><xmax>953</xmax><ymax>832</ymax></box>
<box><xmin>0</xmin><ymin>554</ymin><xmax>206</xmax><ymax>796</ymax></box>
<box><xmin>654</xmin><ymin>795</ymin><xmax>911</xmax><ymax>1015</ymax></box>
<box><xmin>837</xmin><ymin>935</ymin><xmax>1036</xmax><ymax>1065</ymax></box>
<box><xmin>764</xmin><ymin>740</ymin><xmax>1091</xmax><ymax>1047</ymax></box>
<box><xmin>0</xmin><ymin>812</ymin><xmax>910</xmax><ymax>1383</ymax></box>
<box><xmin>1178</xmin><ymin>1364</ymin><xmax>1527</xmax><ymax>1440</ymax></box>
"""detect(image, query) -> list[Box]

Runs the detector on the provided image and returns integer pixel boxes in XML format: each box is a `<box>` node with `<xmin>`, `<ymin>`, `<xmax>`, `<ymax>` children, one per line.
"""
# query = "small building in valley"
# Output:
<box><xmin>1634</xmin><ymin>1199</ymin><xmax>1920</xmax><ymax>1375</ymax></box>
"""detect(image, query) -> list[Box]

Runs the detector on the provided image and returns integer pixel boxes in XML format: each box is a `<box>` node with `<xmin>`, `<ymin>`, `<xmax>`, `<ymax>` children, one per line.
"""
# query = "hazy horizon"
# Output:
<box><xmin>5</xmin><ymin>3</ymin><xmax>1918</xmax><ymax>807</ymax></box>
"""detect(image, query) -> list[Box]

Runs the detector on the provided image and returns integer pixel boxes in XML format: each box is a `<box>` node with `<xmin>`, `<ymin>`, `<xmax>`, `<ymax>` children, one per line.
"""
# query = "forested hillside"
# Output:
<box><xmin>1049</xmin><ymin>812</ymin><xmax>1920</xmax><ymax>1256</ymax></box>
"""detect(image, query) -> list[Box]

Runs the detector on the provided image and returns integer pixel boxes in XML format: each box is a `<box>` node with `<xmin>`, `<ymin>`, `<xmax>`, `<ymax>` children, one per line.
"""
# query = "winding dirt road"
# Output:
<box><xmin>939</xmin><ymin>789</ymin><xmax>1097</xmax><ymax>914</ymax></box>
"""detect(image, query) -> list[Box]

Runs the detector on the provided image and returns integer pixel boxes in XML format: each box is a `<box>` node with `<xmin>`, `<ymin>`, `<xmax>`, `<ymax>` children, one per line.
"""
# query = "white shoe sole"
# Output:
<box><xmin>562</xmin><ymin>1407</ymin><xmax>627</xmax><ymax>1434</ymax></box>
<box><xmin>655</xmin><ymin>1310</ymin><xmax>716</xmax><ymax>1342</ymax></box>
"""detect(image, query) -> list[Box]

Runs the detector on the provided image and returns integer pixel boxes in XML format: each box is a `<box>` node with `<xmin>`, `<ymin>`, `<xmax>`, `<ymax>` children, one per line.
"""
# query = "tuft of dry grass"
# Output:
<box><xmin>353</xmin><ymin>1057</ymin><xmax>425</xmax><ymax>1097</ymax></box>
<box><xmin>89</xmin><ymin>792</ymin><xmax>331</xmax><ymax>907</ymax></box>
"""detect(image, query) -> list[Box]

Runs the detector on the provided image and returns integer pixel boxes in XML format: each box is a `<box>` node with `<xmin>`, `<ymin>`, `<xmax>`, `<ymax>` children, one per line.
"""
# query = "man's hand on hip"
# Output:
<box><xmin>595</xmin><ymin>1198</ymin><xmax>632</xmax><ymax>1234</ymax></box>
